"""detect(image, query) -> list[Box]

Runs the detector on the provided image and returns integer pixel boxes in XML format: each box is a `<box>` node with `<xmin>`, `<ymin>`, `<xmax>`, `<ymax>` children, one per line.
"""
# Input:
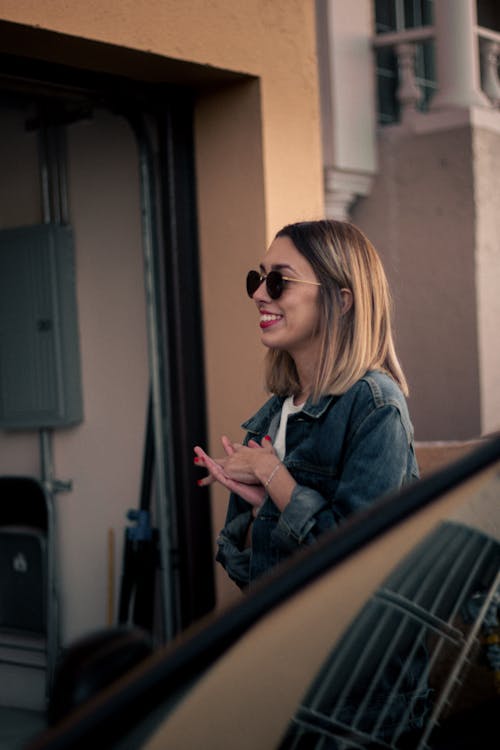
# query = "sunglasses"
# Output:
<box><xmin>246</xmin><ymin>269</ymin><xmax>321</xmax><ymax>300</ymax></box>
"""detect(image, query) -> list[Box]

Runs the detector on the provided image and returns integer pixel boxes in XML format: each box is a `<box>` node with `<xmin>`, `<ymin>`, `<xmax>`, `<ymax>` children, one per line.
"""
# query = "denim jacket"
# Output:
<box><xmin>216</xmin><ymin>370</ymin><xmax>419</xmax><ymax>589</ymax></box>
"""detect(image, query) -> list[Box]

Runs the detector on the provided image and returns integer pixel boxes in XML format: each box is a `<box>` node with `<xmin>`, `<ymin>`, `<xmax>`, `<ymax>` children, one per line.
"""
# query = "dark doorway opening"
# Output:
<box><xmin>0</xmin><ymin>44</ymin><xmax>216</xmax><ymax>637</ymax></box>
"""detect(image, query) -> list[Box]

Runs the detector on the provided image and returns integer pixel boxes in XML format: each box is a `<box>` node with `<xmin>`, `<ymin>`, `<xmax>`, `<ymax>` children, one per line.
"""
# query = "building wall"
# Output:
<box><xmin>474</xmin><ymin>126</ymin><xmax>500</xmax><ymax>436</ymax></box>
<box><xmin>0</xmin><ymin>0</ymin><xmax>323</xmax><ymax>231</ymax></box>
<box><xmin>353</xmin><ymin>123</ymin><xmax>482</xmax><ymax>441</ymax></box>
<box><xmin>0</xmin><ymin>0</ymin><xmax>324</xmax><ymax>640</ymax></box>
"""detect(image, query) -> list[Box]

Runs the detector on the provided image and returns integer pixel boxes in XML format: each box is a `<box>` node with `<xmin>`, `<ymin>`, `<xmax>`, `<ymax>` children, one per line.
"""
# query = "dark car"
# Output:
<box><xmin>27</xmin><ymin>435</ymin><xmax>500</xmax><ymax>749</ymax></box>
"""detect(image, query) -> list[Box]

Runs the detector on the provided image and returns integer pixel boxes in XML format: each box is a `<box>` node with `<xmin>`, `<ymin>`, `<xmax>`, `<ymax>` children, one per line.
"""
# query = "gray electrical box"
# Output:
<box><xmin>0</xmin><ymin>224</ymin><xmax>83</xmax><ymax>428</ymax></box>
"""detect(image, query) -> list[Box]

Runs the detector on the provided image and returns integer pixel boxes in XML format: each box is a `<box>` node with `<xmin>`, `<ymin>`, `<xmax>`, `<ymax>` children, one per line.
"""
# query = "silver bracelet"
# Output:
<box><xmin>264</xmin><ymin>461</ymin><xmax>282</xmax><ymax>489</ymax></box>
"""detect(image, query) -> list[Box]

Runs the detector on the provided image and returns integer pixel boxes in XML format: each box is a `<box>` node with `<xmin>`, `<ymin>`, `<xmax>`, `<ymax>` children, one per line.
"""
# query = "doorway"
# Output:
<box><xmin>0</xmin><ymin>50</ymin><xmax>215</xmax><ymax>648</ymax></box>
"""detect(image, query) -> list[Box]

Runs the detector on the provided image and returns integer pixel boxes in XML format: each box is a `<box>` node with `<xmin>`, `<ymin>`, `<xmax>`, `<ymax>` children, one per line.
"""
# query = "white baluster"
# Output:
<box><xmin>480</xmin><ymin>38</ymin><xmax>500</xmax><ymax>107</ymax></box>
<box><xmin>395</xmin><ymin>42</ymin><xmax>422</xmax><ymax>123</ymax></box>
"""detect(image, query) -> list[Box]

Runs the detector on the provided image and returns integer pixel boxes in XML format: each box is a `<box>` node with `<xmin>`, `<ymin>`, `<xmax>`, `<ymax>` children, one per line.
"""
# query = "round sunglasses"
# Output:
<box><xmin>246</xmin><ymin>269</ymin><xmax>321</xmax><ymax>300</ymax></box>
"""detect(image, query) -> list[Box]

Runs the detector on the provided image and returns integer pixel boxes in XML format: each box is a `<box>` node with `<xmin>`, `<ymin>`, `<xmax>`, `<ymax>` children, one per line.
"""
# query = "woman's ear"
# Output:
<box><xmin>339</xmin><ymin>288</ymin><xmax>353</xmax><ymax>316</ymax></box>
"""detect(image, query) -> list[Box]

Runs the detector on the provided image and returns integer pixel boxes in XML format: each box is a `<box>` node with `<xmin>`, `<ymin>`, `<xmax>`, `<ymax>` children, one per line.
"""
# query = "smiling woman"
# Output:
<box><xmin>194</xmin><ymin>219</ymin><xmax>418</xmax><ymax>589</ymax></box>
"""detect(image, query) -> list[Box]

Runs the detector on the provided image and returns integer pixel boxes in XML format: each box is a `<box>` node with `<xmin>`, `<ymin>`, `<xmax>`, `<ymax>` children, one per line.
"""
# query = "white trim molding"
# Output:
<box><xmin>324</xmin><ymin>168</ymin><xmax>374</xmax><ymax>221</ymax></box>
<box><xmin>316</xmin><ymin>0</ymin><xmax>377</xmax><ymax>220</ymax></box>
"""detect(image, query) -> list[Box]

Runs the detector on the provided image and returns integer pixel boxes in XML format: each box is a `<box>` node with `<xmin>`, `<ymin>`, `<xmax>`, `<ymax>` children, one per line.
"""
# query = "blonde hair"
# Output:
<box><xmin>265</xmin><ymin>220</ymin><xmax>408</xmax><ymax>400</ymax></box>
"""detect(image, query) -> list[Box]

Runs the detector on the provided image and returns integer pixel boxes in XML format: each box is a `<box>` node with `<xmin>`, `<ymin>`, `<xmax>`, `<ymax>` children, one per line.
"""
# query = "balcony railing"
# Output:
<box><xmin>478</xmin><ymin>26</ymin><xmax>500</xmax><ymax>106</ymax></box>
<box><xmin>373</xmin><ymin>25</ymin><xmax>500</xmax><ymax>124</ymax></box>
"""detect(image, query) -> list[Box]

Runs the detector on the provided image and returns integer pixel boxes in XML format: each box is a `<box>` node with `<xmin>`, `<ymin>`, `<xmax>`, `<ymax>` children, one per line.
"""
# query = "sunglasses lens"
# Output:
<box><xmin>246</xmin><ymin>270</ymin><xmax>261</xmax><ymax>298</ymax></box>
<box><xmin>246</xmin><ymin>270</ymin><xmax>284</xmax><ymax>299</ymax></box>
<box><xmin>266</xmin><ymin>271</ymin><xmax>283</xmax><ymax>299</ymax></box>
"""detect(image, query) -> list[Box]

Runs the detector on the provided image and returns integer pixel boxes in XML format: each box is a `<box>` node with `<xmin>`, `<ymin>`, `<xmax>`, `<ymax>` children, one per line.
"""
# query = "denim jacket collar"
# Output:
<box><xmin>242</xmin><ymin>393</ymin><xmax>336</xmax><ymax>434</ymax></box>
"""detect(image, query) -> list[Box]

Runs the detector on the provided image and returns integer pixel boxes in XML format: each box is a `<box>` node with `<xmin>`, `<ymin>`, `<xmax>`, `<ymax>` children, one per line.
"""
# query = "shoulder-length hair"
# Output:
<box><xmin>265</xmin><ymin>219</ymin><xmax>409</xmax><ymax>400</ymax></box>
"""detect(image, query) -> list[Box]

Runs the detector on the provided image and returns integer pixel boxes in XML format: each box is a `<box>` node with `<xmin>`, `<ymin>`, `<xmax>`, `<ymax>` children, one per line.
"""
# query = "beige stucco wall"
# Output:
<box><xmin>353</xmin><ymin>124</ymin><xmax>482</xmax><ymax>442</ymax></box>
<box><xmin>194</xmin><ymin>81</ymin><xmax>269</xmax><ymax>607</ymax></box>
<box><xmin>0</xmin><ymin>1</ymin><xmax>323</xmax><ymax>629</ymax></box>
<box><xmin>474</xmin><ymin>126</ymin><xmax>500</xmax><ymax>436</ymax></box>
<box><xmin>0</xmin><ymin>0</ymin><xmax>323</xmax><ymax>232</ymax></box>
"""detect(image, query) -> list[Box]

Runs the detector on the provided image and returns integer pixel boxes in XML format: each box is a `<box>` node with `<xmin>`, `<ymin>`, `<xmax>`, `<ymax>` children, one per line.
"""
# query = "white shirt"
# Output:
<box><xmin>273</xmin><ymin>395</ymin><xmax>305</xmax><ymax>460</ymax></box>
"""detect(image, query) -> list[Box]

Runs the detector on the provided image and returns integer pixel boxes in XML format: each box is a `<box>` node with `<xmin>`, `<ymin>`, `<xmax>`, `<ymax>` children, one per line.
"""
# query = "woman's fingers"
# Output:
<box><xmin>194</xmin><ymin>446</ymin><xmax>221</xmax><ymax>472</ymax></box>
<box><xmin>194</xmin><ymin>445</ymin><xmax>226</xmax><ymax>470</ymax></box>
<box><xmin>193</xmin><ymin>444</ymin><xmax>267</xmax><ymax>510</ymax></box>
<box><xmin>194</xmin><ymin>445</ymin><xmax>230</xmax><ymax>488</ymax></box>
<box><xmin>247</xmin><ymin>436</ymin><xmax>275</xmax><ymax>452</ymax></box>
<box><xmin>194</xmin><ymin>438</ymin><xmax>276</xmax><ymax>495</ymax></box>
<box><xmin>261</xmin><ymin>435</ymin><xmax>275</xmax><ymax>449</ymax></box>
<box><xmin>221</xmin><ymin>435</ymin><xmax>236</xmax><ymax>456</ymax></box>
<box><xmin>196</xmin><ymin>474</ymin><xmax>215</xmax><ymax>487</ymax></box>
<box><xmin>193</xmin><ymin>445</ymin><xmax>206</xmax><ymax>461</ymax></box>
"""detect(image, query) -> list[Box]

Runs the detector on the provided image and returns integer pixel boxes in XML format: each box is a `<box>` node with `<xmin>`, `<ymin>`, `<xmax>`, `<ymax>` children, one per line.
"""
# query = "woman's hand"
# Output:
<box><xmin>194</xmin><ymin>444</ymin><xmax>266</xmax><ymax>509</ymax></box>
<box><xmin>195</xmin><ymin>435</ymin><xmax>296</xmax><ymax>515</ymax></box>
<box><xmin>217</xmin><ymin>434</ymin><xmax>277</xmax><ymax>484</ymax></box>
<box><xmin>195</xmin><ymin>435</ymin><xmax>277</xmax><ymax>483</ymax></box>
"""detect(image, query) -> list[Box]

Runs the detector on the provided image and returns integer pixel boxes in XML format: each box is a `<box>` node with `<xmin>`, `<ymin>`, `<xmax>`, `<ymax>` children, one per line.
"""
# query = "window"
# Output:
<box><xmin>477</xmin><ymin>0</ymin><xmax>500</xmax><ymax>32</ymax></box>
<box><xmin>375</xmin><ymin>0</ymin><xmax>436</xmax><ymax>124</ymax></box>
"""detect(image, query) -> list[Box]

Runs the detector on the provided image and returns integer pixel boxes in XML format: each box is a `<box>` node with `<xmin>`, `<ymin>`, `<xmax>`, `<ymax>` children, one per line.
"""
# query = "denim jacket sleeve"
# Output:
<box><xmin>215</xmin><ymin>492</ymin><xmax>254</xmax><ymax>588</ymax></box>
<box><xmin>272</xmin><ymin>401</ymin><xmax>417</xmax><ymax>553</ymax></box>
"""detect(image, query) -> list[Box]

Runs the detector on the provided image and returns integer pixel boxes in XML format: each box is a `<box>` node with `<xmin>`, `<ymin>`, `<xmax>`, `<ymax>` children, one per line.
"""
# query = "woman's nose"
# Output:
<box><xmin>253</xmin><ymin>278</ymin><xmax>270</xmax><ymax>303</ymax></box>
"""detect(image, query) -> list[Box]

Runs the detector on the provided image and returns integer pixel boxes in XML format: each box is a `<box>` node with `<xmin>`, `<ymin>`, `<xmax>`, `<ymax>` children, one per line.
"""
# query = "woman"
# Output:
<box><xmin>194</xmin><ymin>219</ymin><xmax>419</xmax><ymax>589</ymax></box>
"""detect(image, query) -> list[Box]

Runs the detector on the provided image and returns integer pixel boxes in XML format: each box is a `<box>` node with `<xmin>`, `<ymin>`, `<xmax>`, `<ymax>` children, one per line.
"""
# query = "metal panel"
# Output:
<box><xmin>0</xmin><ymin>223</ymin><xmax>83</xmax><ymax>428</ymax></box>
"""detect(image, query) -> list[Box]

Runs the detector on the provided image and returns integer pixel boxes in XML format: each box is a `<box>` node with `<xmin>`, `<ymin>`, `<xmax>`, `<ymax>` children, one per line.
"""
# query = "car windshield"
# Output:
<box><xmin>279</xmin><ymin>519</ymin><xmax>500</xmax><ymax>749</ymax></box>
